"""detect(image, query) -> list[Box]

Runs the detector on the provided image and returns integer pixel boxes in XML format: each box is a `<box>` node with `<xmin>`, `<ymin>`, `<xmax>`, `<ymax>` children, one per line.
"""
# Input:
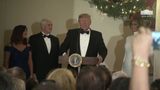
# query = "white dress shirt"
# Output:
<box><xmin>42</xmin><ymin>32</ymin><xmax>51</xmax><ymax>53</ymax></box>
<box><xmin>80</xmin><ymin>30</ymin><xmax>90</xmax><ymax>57</ymax></box>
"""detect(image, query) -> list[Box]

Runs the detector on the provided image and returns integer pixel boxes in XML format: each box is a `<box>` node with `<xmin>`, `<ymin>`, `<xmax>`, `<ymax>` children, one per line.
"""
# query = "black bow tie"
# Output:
<box><xmin>42</xmin><ymin>34</ymin><xmax>51</xmax><ymax>38</ymax></box>
<box><xmin>80</xmin><ymin>30</ymin><xmax>89</xmax><ymax>34</ymax></box>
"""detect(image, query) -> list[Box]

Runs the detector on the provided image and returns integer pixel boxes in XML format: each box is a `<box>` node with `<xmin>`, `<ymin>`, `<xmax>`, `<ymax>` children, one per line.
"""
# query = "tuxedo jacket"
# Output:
<box><xmin>29</xmin><ymin>32</ymin><xmax>59</xmax><ymax>81</ymax></box>
<box><xmin>60</xmin><ymin>28</ymin><xmax>107</xmax><ymax>61</ymax></box>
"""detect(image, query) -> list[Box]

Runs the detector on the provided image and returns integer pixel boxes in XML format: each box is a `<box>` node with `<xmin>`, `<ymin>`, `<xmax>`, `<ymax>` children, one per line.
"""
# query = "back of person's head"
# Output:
<box><xmin>137</xmin><ymin>15</ymin><xmax>155</xmax><ymax>31</ymax></box>
<box><xmin>109</xmin><ymin>77</ymin><xmax>130</xmax><ymax>90</ymax></box>
<box><xmin>12</xmin><ymin>78</ymin><xmax>25</xmax><ymax>90</ymax></box>
<box><xmin>112</xmin><ymin>71</ymin><xmax>128</xmax><ymax>80</ymax></box>
<box><xmin>26</xmin><ymin>78</ymin><xmax>38</xmax><ymax>90</ymax></box>
<box><xmin>7</xmin><ymin>67</ymin><xmax>26</xmax><ymax>81</ymax></box>
<box><xmin>0</xmin><ymin>66</ymin><xmax>7</xmax><ymax>73</ymax></box>
<box><xmin>77</xmin><ymin>66</ymin><xmax>106</xmax><ymax>90</ymax></box>
<box><xmin>97</xmin><ymin>65</ymin><xmax>112</xmax><ymax>89</ymax></box>
<box><xmin>151</xmin><ymin>79</ymin><xmax>160</xmax><ymax>90</ymax></box>
<box><xmin>0</xmin><ymin>72</ymin><xmax>14</xmax><ymax>90</ymax></box>
<box><xmin>33</xmin><ymin>80</ymin><xmax>61</xmax><ymax>90</ymax></box>
<box><xmin>10</xmin><ymin>25</ymin><xmax>27</xmax><ymax>45</ymax></box>
<box><xmin>46</xmin><ymin>68</ymin><xmax>76</xmax><ymax>90</ymax></box>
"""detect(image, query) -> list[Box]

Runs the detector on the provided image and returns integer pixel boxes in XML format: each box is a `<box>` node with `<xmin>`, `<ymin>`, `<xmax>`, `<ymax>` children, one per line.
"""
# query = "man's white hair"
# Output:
<box><xmin>112</xmin><ymin>70</ymin><xmax>128</xmax><ymax>80</ymax></box>
<box><xmin>40</xmin><ymin>19</ymin><xmax>52</xmax><ymax>29</ymax></box>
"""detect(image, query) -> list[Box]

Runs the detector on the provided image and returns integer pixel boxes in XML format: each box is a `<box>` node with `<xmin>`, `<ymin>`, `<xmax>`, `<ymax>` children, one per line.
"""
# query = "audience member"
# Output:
<box><xmin>0</xmin><ymin>72</ymin><xmax>14</xmax><ymax>90</ymax></box>
<box><xmin>77</xmin><ymin>66</ymin><xmax>109</xmax><ymax>90</ymax></box>
<box><xmin>33</xmin><ymin>80</ymin><xmax>61</xmax><ymax>90</ymax></box>
<box><xmin>0</xmin><ymin>66</ymin><xmax>7</xmax><ymax>72</ymax></box>
<box><xmin>151</xmin><ymin>79</ymin><xmax>160</xmax><ymax>90</ymax></box>
<box><xmin>12</xmin><ymin>78</ymin><xmax>26</xmax><ymax>90</ymax></box>
<box><xmin>26</xmin><ymin>78</ymin><xmax>38</xmax><ymax>90</ymax></box>
<box><xmin>130</xmin><ymin>22</ymin><xmax>153</xmax><ymax>90</ymax></box>
<box><xmin>97</xmin><ymin>65</ymin><xmax>112</xmax><ymax>89</ymax></box>
<box><xmin>112</xmin><ymin>70</ymin><xmax>127</xmax><ymax>80</ymax></box>
<box><xmin>7</xmin><ymin>67</ymin><xmax>26</xmax><ymax>81</ymax></box>
<box><xmin>110</xmin><ymin>77</ymin><xmax>130</xmax><ymax>90</ymax></box>
<box><xmin>46</xmin><ymin>68</ymin><xmax>76</xmax><ymax>90</ymax></box>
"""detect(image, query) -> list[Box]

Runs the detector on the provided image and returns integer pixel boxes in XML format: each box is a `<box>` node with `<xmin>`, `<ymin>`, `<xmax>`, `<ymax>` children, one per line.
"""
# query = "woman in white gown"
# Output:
<box><xmin>122</xmin><ymin>20</ymin><xmax>139</xmax><ymax>77</ymax></box>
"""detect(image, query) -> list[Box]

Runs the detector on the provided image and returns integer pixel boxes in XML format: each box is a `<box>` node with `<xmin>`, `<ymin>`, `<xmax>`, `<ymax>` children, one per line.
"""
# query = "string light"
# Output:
<box><xmin>100</xmin><ymin>6</ymin><xmax>103</xmax><ymax>9</ymax></box>
<box><xmin>133</xmin><ymin>11</ymin><xmax>136</xmax><ymax>13</ymax></box>
<box><xmin>122</xmin><ymin>9</ymin><xmax>124</xmax><ymax>11</ymax></box>
<box><xmin>87</xmin><ymin>0</ymin><xmax>146</xmax><ymax>18</ymax></box>
<box><xmin>129</xmin><ymin>10</ymin><xmax>132</xmax><ymax>13</ymax></box>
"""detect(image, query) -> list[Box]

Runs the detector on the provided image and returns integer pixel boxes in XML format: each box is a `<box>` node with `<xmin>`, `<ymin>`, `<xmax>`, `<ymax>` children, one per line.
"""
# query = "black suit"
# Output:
<box><xmin>29</xmin><ymin>32</ymin><xmax>59</xmax><ymax>81</ymax></box>
<box><xmin>60</xmin><ymin>28</ymin><xmax>107</xmax><ymax>61</ymax></box>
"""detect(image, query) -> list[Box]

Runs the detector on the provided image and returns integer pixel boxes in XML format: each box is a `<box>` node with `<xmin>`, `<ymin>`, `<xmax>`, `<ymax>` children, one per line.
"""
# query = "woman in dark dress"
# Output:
<box><xmin>4</xmin><ymin>25</ymin><xmax>33</xmax><ymax>79</ymax></box>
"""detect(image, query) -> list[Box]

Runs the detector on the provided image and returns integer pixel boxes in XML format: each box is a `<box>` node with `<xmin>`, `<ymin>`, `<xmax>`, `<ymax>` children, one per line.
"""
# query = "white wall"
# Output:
<box><xmin>0</xmin><ymin>0</ymin><xmax>6</xmax><ymax>64</ymax></box>
<box><xmin>4</xmin><ymin>0</ymin><xmax>74</xmax><ymax>35</ymax></box>
<box><xmin>1</xmin><ymin>0</ymin><xmax>74</xmax><ymax>64</ymax></box>
<box><xmin>73</xmin><ymin>0</ymin><xmax>128</xmax><ymax>71</ymax></box>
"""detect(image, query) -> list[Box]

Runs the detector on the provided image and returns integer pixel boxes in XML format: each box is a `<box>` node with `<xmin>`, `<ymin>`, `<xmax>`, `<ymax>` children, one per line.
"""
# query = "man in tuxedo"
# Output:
<box><xmin>29</xmin><ymin>19</ymin><xmax>59</xmax><ymax>81</ymax></box>
<box><xmin>60</xmin><ymin>13</ymin><xmax>107</xmax><ymax>67</ymax></box>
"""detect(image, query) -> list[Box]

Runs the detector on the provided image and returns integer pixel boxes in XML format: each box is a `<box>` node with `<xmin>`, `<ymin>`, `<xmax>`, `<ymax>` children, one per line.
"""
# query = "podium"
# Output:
<box><xmin>58</xmin><ymin>55</ymin><xmax>99</xmax><ymax>68</ymax></box>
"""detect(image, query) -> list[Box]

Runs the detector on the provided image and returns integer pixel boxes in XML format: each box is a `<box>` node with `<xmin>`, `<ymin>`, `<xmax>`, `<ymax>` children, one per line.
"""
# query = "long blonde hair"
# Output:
<box><xmin>46</xmin><ymin>68</ymin><xmax>76</xmax><ymax>90</ymax></box>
